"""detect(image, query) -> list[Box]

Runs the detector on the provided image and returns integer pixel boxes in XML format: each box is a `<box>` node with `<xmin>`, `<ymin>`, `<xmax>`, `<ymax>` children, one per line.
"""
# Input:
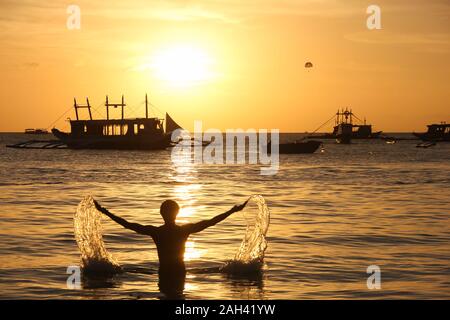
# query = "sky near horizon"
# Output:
<box><xmin>0</xmin><ymin>0</ymin><xmax>449</xmax><ymax>132</ymax></box>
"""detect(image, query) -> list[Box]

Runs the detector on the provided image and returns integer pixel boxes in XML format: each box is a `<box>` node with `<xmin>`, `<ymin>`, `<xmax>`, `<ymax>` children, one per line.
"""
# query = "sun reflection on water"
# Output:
<box><xmin>174</xmin><ymin>184</ymin><xmax>202</xmax><ymax>202</ymax></box>
<box><xmin>169</xmin><ymin>147</ymin><xmax>207</xmax><ymax>263</ymax></box>
<box><xmin>184</xmin><ymin>240</ymin><xmax>206</xmax><ymax>261</ymax></box>
<box><xmin>184</xmin><ymin>278</ymin><xmax>199</xmax><ymax>292</ymax></box>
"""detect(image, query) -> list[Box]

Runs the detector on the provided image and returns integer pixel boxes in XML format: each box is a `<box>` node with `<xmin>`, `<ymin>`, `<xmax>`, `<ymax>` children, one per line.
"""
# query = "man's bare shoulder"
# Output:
<box><xmin>179</xmin><ymin>223</ymin><xmax>196</xmax><ymax>233</ymax></box>
<box><xmin>139</xmin><ymin>224</ymin><xmax>160</xmax><ymax>236</ymax></box>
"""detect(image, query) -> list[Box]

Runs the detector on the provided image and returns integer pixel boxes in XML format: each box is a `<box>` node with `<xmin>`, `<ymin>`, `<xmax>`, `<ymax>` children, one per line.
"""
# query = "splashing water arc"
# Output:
<box><xmin>74</xmin><ymin>195</ymin><xmax>269</xmax><ymax>275</ymax></box>
<box><xmin>223</xmin><ymin>195</ymin><xmax>270</xmax><ymax>273</ymax></box>
<box><xmin>74</xmin><ymin>196</ymin><xmax>121</xmax><ymax>274</ymax></box>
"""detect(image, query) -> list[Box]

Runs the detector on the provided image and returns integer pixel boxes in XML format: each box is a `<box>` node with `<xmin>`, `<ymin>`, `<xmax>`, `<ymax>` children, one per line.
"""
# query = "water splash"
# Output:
<box><xmin>73</xmin><ymin>195</ymin><xmax>269</xmax><ymax>276</ymax></box>
<box><xmin>222</xmin><ymin>195</ymin><xmax>270</xmax><ymax>275</ymax></box>
<box><xmin>74</xmin><ymin>196</ymin><xmax>121</xmax><ymax>275</ymax></box>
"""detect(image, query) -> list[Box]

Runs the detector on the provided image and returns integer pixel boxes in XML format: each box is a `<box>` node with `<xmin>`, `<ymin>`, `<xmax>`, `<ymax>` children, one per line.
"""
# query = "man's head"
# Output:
<box><xmin>160</xmin><ymin>200</ymin><xmax>180</xmax><ymax>224</ymax></box>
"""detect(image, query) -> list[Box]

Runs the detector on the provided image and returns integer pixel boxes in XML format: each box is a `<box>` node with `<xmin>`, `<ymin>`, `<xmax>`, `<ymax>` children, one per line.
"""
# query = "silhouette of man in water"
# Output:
<box><xmin>94</xmin><ymin>199</ymin><xmax>247</xmax><ymax>297</ymax></box>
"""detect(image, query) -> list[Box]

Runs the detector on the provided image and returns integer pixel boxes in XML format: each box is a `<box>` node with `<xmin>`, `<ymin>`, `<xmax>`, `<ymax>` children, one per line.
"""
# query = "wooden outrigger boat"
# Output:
<box><xmin>51</xmin><ymin>95</ymin><xmax>181</xmax><ymax>150</ymax></box>
<box><xmin>308</xmin><ymin>109</ymin><xmax>382</xmax><ymax>143</ymax></box>
<box><xmin>8</xmin><ymin>94</ymin><xmax>183</xmax><ymax>150</ymax></box>
<box><xmin>413</xmin><ymin>123</ymin><xmax>450</xmax><ymax>142</ymax></box>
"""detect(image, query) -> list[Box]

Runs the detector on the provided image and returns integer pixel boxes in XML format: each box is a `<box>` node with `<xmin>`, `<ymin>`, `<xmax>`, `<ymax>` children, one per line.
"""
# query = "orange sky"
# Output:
<box><xmin>0</xmin><ymin>0</ymin><xmax>449</xmax><ymax>132</ymax></box>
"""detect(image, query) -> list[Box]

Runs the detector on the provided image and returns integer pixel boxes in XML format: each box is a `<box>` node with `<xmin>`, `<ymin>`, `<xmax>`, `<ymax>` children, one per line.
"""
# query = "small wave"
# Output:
<box><xmin>0</xmin><ymin>181</ymin><xmax>64</xmax><ymax>186</ymax></box>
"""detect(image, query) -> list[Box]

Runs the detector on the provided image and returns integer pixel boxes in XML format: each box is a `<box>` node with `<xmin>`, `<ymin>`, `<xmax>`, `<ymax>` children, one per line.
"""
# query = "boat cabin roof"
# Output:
<box><xmin>70</xmin><ymin>117</ymin><xmax>162</xmax><ymax>125</ymax></box>
<box><xmin>428</xmin><ymin>123</ymin><xmax>449</xmax><ymax>128</ymax></box>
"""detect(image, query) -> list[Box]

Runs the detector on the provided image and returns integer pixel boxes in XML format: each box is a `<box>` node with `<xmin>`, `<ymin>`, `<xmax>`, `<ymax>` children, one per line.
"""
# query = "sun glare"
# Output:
<box><xmin>150</xmin><ymin>45</ymin><xmax>215</xmax><ymax>87</ymax></box>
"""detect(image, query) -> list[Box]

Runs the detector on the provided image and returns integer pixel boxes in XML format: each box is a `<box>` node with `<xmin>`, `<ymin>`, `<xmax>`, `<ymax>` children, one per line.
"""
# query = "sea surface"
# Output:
<box><xmin>0</xmin><ymin>133</ymin><xmax>449</xmax><ymax>299</ymax></box>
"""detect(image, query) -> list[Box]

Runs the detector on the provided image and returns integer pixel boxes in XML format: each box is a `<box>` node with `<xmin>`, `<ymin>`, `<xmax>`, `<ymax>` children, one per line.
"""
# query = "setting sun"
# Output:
<box><xmin>148</xmin><ymin>45</ymin><xmax>215</xmax><ymax>87</ymax></box>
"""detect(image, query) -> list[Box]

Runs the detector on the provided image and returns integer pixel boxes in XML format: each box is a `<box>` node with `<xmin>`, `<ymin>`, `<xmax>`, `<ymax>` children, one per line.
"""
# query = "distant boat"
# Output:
<box><xmin>416</xmin><ymin>142</ymin><xmax>436</xmax><ymax>148</ymax></box>
<box><xmin>51</xmin><ymin>94</ymin><xmax>180</xmax><ymax>150</ymax></box>
<box><xmin>268</xmin><ymin>140</ymin><xmax>322</xmax><ymax>154</ymax></box>
<box><xmin>24</xmin><ymin>128</ymin><xmax>49</xmax><ymax>134</ymax></box>
<box><xmin>413</xmin><ymin>123</ymin><xmax>450</xmax><ymax>142</ymax></box>
<box><xmin>309</xmin><ymin>109</ymin><xmax>382</xmax><ymax>142</ymax></box>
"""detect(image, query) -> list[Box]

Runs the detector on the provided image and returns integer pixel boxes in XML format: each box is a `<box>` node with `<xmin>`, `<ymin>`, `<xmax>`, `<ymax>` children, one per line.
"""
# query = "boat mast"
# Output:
<box><xmin>86</xmin><ymin>98</ymin><xmax>92</xmax><ymax>120</ymax></box>
<box><xmin>121</xmin><ymin>95</ymin><xmax>124</xmax><ymax>120</ymax></box>
<box><xmin>334</xmin><ymin>108</ymin><xmax>355</xmax><ymax>125</ymax></box>
<box><xmin>145</xmin><ymin>93</ymin><xmax>149</xmax><ymax>119</ymax></box>
<box><xmin>106</xmin><ymin>95</ymin><xmax>109</xmax><ymax>120</ymax></box>
<box><xmin>74</xmin><ymin>97</ymin><xmax>93</xmax><ymax>121</ymax></box>
<box><xmin>74</xmin><ymin>98</ymin><xmax>78</xmax><ymax>120</ymax></box>
<box><xmin>105</xmin><ymin>95</ymin><xmax>126</xmax><ymax>121</ymax></box>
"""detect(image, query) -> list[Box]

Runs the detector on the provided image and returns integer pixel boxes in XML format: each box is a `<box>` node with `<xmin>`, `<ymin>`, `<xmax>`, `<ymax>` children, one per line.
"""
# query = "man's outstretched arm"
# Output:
<box><xmin>185</xmin><ymin>200</ymin><xmax>248</xmax><ymax>234</ymax></box>
<box><xmin>94</xmin><ymin>200</ymin><xmax>155</xmax><ymax>236</ymax></box>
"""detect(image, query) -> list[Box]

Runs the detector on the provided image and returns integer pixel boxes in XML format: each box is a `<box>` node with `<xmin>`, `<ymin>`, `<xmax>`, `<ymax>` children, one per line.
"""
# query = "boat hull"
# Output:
<box><xmin>309</xmin><ymin>131</ymin><xmax>382</xmax><ymax>140</ymax></box>
<box><xmin>52</xmin><ymin>129</ymin><xmax>172</xmax><ymax>150</ymax></box>
<box><xmin>413</xmin><ymin>132</ymin><xmax>450</xmax><ymax>142</ymax></box>
<box><xmin>268</xmin><ymin>140</ymin><xmax>322</xmax><ymax>154</ymax></box>
<box><xmin>336</xmin><ymin>136</ymin><xmax>351</xmax><ymax>144</ymax></box>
